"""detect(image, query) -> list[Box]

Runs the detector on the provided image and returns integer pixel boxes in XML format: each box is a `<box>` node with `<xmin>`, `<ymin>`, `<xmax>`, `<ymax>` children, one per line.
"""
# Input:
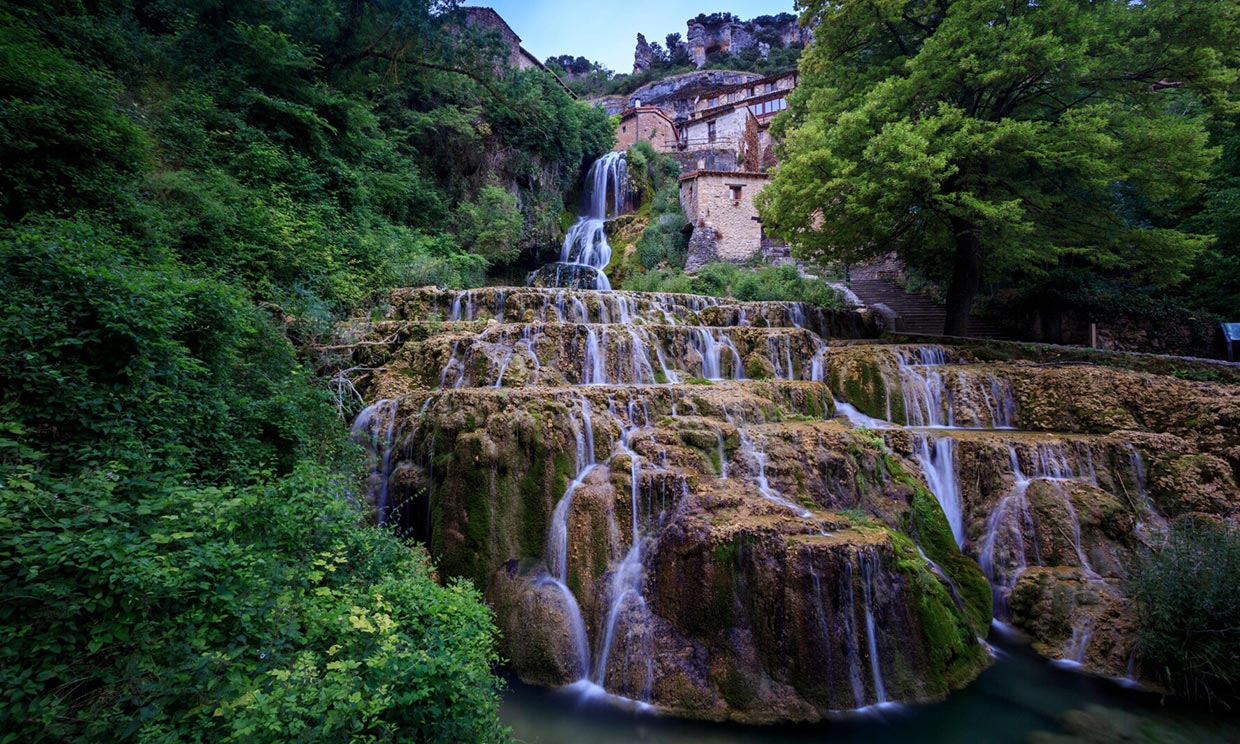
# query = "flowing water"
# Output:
<box><xmin>528</xmin><ymin>151</ymin><xmax>627</xmax><ymax>290</ymax></box>
<box><xmin>501</xmin><ymin>628</ymin><xmax>1240</xmax><ymax>743</ymax></box>
<box><xmin>353</xmin><ymin>155</ymin><xmax>1206</xmax><ymax>734</ymax></box>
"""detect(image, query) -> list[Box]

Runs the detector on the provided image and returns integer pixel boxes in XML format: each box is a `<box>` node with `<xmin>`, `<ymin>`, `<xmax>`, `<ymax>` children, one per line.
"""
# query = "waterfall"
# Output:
<box><xmin>593</xmin><ymin>400</ymin><xmax>654</xmax><ymax>700</ymax></box>
<box><xmin>542</xmin><ymin>398</ymin><xmax>598</xmax><ymax>680</ymax></box>
<box><xmin>692</xmin><ymin>328</ymin><xmax>743</xmax><ymax>380</ymax></box>
<box><xmin>860</xmin><ymin>551</ymin><xmax>887</xmax><ymax>705</ymax></box>
<box><xmin>835</xmin><ymin>400</ymin><xmax>892</xmax><ymax>429</ymax></box>
<box><xmin>897</xmin><ymin>346</ymin><xmax>950</xmax><ymax>427</ymax></box>
<box><xmin>841</xmin><ymin>561</ymin><xmax>866</xmax><ymax>708</ymax></box>
<box><xmin>584</xmin><ymin>328</ymin><xmax>606</xmax><ymax>385</ymax></box>
<box><xmin>977</xmin><ymin>442</ymin><xmax>1101</xmax><ymax>616</ymax></box>
<box><xmin>529</xmin><ymin>152</ymin><xmax>627</xmax><ymax>291</ymax></box>
<box><xmin>352</xmin><ymin>398</ymin><xmax>400</xmax><ymax>522</ymax></box>
<box><xmin>890</xmin><ymin>345</ymin><xmax>1016</xmax><ymax>428</ymax></box>
<box><xmin>913</xmin><ymin>435</ymin><xmax>964</xmax><ymax>546</ymax></box>
<box><xmin>728</xmin><ymin>412</ymin><xmax>812</xmax><ymax>517</ymax></box>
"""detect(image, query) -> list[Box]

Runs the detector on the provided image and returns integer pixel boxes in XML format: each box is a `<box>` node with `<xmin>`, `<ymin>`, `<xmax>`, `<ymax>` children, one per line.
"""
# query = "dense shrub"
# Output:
<box><xmin>628</xmin><ymin>141</ymin><xmax>689</xmax><ymax>271</ymax></box>
<box><xmin>0</xmin><ymin>461</ymin><xmax>507</xmax><ymax>743</ymax></box>
<box><xmin>0</xmin><ymin>218</ymin><xmax>337</xmax><ymax>481</ymax></box>
<box><xmin>0</xmin><ymin>1</ymin><xmax>618</xmax><ymax>738</ymax></box>
<box><xmin>1133</xmin><ymin>518</ymin><xmax>1240</xmax><ymax>706</ymax></box>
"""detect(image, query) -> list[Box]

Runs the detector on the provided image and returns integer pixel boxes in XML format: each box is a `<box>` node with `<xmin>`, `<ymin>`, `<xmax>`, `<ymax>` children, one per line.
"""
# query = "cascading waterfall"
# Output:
<box><xmin>592</xmin><ymin>400</ymin><xmax>655</xmax><ymax>700</ymax></box>
<box><xmin>351</xmin><ymin>398</ymin><xmax>400</xmax><ymax>521</ymax></box>
<box><xmin>978</xmin><ymin>445</ymin><xmax>1042</xmax><ymax>615</ymax></box>
<box><xmin>529</xmin><ymin>152</ymin><xmax>627</xmax><ymax>291</ymax></box>
<box><xmin>913</xmin><ymin>435</ymin><xmax>964</xmax><ymax>546</ymax></box>
<box><xmin>860</xmin><ymin>550</ymin><xmax>887</xmax><ymax>705</ymax></box>
<box><xmin>897</xmin><ymin>346</ymin><xmax>950</xmax><ymax>427</ymax></box>
<box><xmin>725</xmin><ymin>406</ymin><xmax>812</xmax><ymax>517</ymax></box>
<box><xmin>353</xmin><ymin>279</ymin><xmax>1187</xmax><ymax>713</ymax></box>
<box><xmin>841</xmin><ymin>561</ymin><xmax>866</xmax><ymax>708</ymax></box>
<box><xmin>542</xmin><ymin>398</ymin><xmax>598</xmax><ymax>680</ymax></box>
<box><xmin>892</xmin><ymin>345</ymin><xmax>1016</xmax><ymax>429</ymax></box>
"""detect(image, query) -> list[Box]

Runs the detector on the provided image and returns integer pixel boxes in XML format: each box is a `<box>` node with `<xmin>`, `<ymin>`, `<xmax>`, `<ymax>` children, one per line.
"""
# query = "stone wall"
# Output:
<box><xmin>679</xmin><ymin>171</ymin><xmax>770</xmax><ymax>263</ymax></box>
<box><xmin>1016</xmin><ymin>308</ymin><xmax>1227</xmax><ymax>359</ymax></box>
<box><xmin>681</xmin><ymin>107</ymin><xmax>747</xmax><ymax>152</ymax></box>
<box><xmin>670</xmin><ymin>148</ymin><xmax>738</xmax><ymax>173</ymax></box>
<box><xmin>615</xmin><ymin>108</ymin><xmax>679</xmax><ymax>153</ymax></box>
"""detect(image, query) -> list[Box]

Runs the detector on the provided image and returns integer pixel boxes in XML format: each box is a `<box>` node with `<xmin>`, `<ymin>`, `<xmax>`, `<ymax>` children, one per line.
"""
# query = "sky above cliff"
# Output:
<box><xmin>475</xmin><ymin>1</ymin><xmax>800</xmax><ymax>74</ymax></box>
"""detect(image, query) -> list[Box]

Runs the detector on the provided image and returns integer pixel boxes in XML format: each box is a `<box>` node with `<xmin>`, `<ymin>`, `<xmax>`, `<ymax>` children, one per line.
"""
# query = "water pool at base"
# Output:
<box><xmin>500</xmin><ymin>627</ymin><xmax>1240</xmax><ymax>744</ymax></box>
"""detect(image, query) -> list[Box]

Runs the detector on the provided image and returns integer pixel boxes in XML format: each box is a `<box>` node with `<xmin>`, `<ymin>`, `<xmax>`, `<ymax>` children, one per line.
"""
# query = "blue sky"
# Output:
<box><xmin>473</xmin><ymin>1</ymin><xmax>800</xmax><ymax>74</ymax></box>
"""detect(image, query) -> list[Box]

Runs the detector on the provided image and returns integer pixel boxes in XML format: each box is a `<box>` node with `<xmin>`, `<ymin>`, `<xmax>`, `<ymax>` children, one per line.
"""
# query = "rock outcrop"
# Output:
<box><xmin>684</xmin><ymin>224</ymin><xmax>721</xmax><ymax>273</ymax></box>
<box><xmin>636</xmin><ymin>13</ymin><xmax>812</xmax><ymax>70</ymax></box>
<box><xmin>634</xmin><ymin>33</ymin><xmax>656</xmax><ymax>73</ymax></box>
<box><xmin>344</xmin><ymin>288</ymin><xmax>1240</xmax><ymax>721</ymax></box>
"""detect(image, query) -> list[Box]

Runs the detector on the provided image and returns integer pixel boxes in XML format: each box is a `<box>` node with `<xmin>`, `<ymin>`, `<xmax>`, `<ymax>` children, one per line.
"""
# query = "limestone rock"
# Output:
<box><xmin>633</xmin><ymin>33</ymin><xmax>655</xmax><ymax>74</ymax></box>
<box><xmin>685</xmin><ymin>223</ymin><xmax>721</xmax><ymax>273</ymax></box>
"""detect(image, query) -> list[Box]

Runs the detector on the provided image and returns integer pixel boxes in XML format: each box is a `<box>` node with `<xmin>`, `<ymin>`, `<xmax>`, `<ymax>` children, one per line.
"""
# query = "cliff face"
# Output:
<box><xmin>634</xmin><ymin>13</ymin><xmax>812</xmax><ymax>73</ymax></box>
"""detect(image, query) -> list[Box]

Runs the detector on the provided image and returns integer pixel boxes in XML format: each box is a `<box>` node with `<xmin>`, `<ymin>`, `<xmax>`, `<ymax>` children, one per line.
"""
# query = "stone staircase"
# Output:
<box><xmin>846</xmin><ymin>265</ymin><xmax>1003</xmax><ymax>338</ymax></box>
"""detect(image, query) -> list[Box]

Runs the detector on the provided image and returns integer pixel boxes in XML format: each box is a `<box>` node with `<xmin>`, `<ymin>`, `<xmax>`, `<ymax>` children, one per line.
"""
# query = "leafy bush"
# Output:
<box><xmin>0</xmin><ymin>218</ymin><xmax>337</xmax><ymax>481</ymax></box>
<box><xmin>453</xmin><ymin>184</ymin><xmax>523</xmax><ymax>266</ymax></box>
<box><xmin>636</xmin><ymin>214</ymin><xmax>688</xmax><ymax>270</ymax></box>
<box><xmin>0</xmin><ymin>460</ymin><xmax>508</xmax><ymax>743</ymax></box>
<box><xmin>1133</xmin><ymin>518</ymin><xmax>1240</xmax><ymax>705</ymax></box>
<box><xmin>0</xmin><ymin>10</ymin><xmax>149</xmax><ymax>219</ymax></box>
<box><xmin>628</xmin><ymin>141</ymin><xmax>689</xmax><ymax>271</ymax></box>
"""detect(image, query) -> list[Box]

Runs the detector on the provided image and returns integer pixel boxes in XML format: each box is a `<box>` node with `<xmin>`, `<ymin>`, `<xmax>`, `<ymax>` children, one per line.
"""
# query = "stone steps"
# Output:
<box><xmin>846</xmin><ymin>277</ymin><xmax>1003</xmax><ymax>338</ymax></box>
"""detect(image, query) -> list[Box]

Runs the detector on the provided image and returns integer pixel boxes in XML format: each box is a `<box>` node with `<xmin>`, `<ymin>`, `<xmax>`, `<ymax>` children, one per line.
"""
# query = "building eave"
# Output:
<box><xmin>680</xmin><ymin>170</ymin><xmax>771</xmax><ymax>181</ymax></box>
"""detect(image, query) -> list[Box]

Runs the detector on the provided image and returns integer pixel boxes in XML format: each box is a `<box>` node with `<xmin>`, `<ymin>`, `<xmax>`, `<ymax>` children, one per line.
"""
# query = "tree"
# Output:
<box><xmin>759</xmin><ymin>0</ymin><xmax>1240</xmax><ymax>335</ymax></box>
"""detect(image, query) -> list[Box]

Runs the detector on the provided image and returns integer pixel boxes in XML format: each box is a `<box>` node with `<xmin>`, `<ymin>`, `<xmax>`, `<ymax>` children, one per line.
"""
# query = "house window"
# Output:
<box><xmin>708</xmin><ymin>97</ymin><xmax>717</xmax><ymax>107</ymax></box>
<box><xmin>765</xmin><ymin>82</ymin><xmax>776</xmax><ymax>92</ymax></box>
<box><xmin>729</xmin><ymin>184</ymin><xmax>743</xmax><ymax>200</ymax></box>
<box><xmin>707</xmin><ymin>121</ymin><xmax>717</xmax><ymax>143</ymax></box>
<box><xmin>622</xmin><ymin>126</ymin><xmax>627</xmax><ymax>133</ymax></box>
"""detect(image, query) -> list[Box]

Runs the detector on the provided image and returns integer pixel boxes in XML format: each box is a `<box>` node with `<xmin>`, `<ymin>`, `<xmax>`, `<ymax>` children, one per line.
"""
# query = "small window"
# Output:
<box><xmin>707</xmin><ymin>121</ymin><xmax>717</xmax><ymax>143</ymax></box>
<box><xmin>765</xmin><ymin>82</ymin><xmax>776</xmax><ymax>92</ymax></box>
<box><xmin>729</xmin><ymin>184</ymin><xmax>743</xmax><ymax>200</ymax></box>
<box><xmin>621</xmin><ymin>126</ymin><xmax>627</xmax><ymax>133</ymax></box>
<box><xmin>708</xmin><ymin>97</ymin><xmax>717</xmax><ymax>107</ymax></box>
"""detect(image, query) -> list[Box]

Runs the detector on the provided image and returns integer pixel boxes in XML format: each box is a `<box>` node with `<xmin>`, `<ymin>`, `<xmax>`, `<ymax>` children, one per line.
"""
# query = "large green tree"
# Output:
<box><xmin>759</xmin><ymin>0</ymin><xmax>1239</xmax><ymax>335</ymax></box>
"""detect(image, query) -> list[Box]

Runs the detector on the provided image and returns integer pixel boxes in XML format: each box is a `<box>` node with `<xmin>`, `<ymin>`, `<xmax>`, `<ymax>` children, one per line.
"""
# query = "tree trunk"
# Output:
<box><xmin>943</xmin><ymin>220</ymin><xmax>981</xmax><ymax>337</ymax></box>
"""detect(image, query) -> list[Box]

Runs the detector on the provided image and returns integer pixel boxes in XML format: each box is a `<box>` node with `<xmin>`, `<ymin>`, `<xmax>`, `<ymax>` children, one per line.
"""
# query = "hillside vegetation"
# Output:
<box><xmin>0</xmin><ymin>0</ymin><xmax>612</xmax><ymax>740</ymax></box>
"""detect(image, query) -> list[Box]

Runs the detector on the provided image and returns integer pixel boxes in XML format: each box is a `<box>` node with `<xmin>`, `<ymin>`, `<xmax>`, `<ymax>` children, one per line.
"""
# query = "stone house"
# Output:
<box><xmin>461</xmin><ymin>7</ymin><xmax>574</xmax><ymax>95</ymax></box>
<box><xmin>615</xmin><ymin>107</ymin><xmax>679</xmax><ymax>152</ymax></box>
<box><xmin>604</xmin><ymin>66</ymin><xmax>799</xmax><ymax>268</ymax></box>
<box><xmin>678</xmin><ymin>170</ymin><xmax>771</xmax><ymax>264</ymax></box>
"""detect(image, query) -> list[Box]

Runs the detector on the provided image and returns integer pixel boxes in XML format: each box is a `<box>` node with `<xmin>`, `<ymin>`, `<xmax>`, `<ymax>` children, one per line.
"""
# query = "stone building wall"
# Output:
<box><xmin>679</xmin><ymin>170</ymin><xmax>770</xmax><ymax>262</ymax></box>
<box><xmin>681</xmin><ymin>108</ymin><xmax>747</xmax><ymax>152</ymax></box>
<box><xmin>615</xmin><ymin>108</ymin><xmax>679</xmax><ymax>153</ymax></box>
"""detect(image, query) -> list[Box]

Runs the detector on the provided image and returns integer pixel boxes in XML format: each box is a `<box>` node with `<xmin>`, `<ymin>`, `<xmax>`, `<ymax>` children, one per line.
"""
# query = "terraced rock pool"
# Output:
<box><xmin>501</xmin><ymin>627</ymin><xmax>1240</xmax><ymax>744</ymax></box>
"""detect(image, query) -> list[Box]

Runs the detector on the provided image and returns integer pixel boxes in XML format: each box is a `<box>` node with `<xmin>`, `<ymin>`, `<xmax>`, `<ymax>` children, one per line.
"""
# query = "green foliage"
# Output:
<box><xmin>0</xmin><ymin>10</ymin><xmax>149</xmax><ymax>219</ymax></box>
<box><xmin>628</xmin><ymin>140</ymin><xmax>690</xmax><ymax>271</ymax></box>
<box><xmin>624</xmin><ymin>262</ymin><xmax>845</xmax><ymax>308</ymax></box>
<box><xmin>0</xmin><ymin>217</ymin><xmax>337</xmax><ymax>481</ymax></box>
<box><xmin>0</xmin><ymin>462</ymin><xmax>508</xmax><ymax>743</ymax></box>
<box><xmin>760</xmin><ymin>0</ymin><xmax>1240</xmax><ymax>333</ymax></box>
<box><xmin>1178</xmin><ymin>118</ymin><xmax>1240</xmax><ymax>318</ymax></box>
<box><xmin>0</xmin><ymin>1</ymin><xmax>626</xmax><ymax>738</ymax></box>
<box><xmin>453</xmin><ymin>184</ymin><xmax>523</xmax><ymax>266</ymax></box>
<box><xmin>1133</xmin><ymin>518</ymin><xmax>1240</xmax><ymax>705</ymax></box>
